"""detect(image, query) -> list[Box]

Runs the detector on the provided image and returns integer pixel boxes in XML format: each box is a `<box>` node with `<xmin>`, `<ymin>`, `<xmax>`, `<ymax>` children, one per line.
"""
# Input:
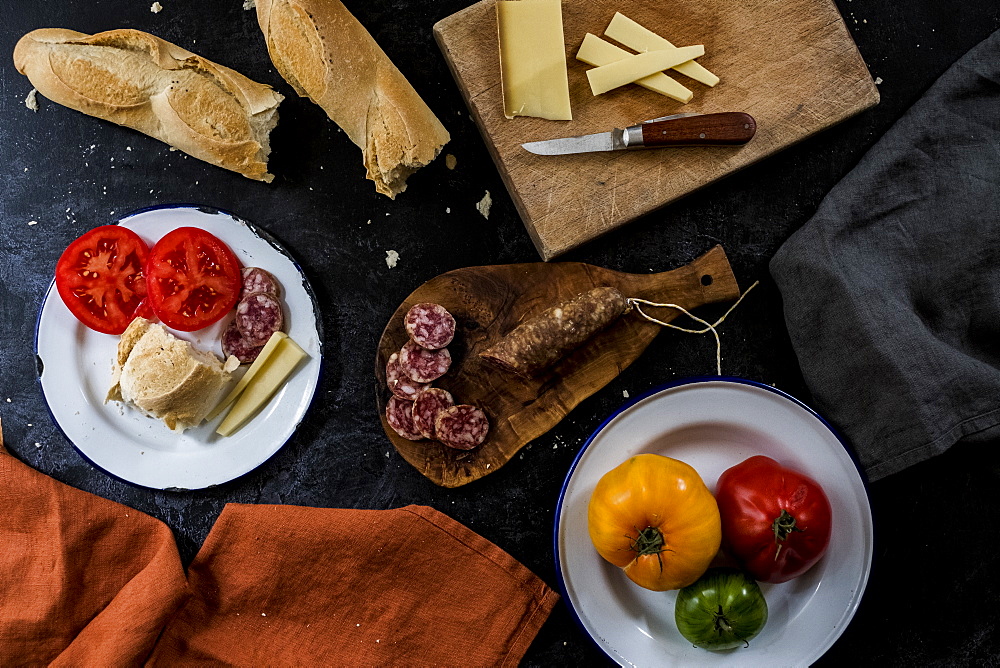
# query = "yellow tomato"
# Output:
<box><xmin>588</xmin><ymin>454</ymin><xmax>721</xmax><ymax>591</ymax></box>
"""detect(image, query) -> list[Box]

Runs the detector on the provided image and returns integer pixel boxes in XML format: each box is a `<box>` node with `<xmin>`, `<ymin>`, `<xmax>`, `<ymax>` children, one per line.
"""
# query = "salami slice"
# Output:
<box><xmin>398</xmin><ymin>340</ymin><xmax>451</xmax><ymax>383</ymax></box>
<box><xmin>236</xmin><ymin>292</ymin><xmax>284</xmax><ymax>346</ymax></box>
<box><xmin>385</xmin><ymin>396</ymin><xmax>423</xmax><ymax>441</ymax></box>
<box><xmin>480</xmin><ymin>287</ymin><xmax>628</xmax><ymax>377</ymax></box>
<box><xmin>241</xmin><ymin>267</ymin><xmax>280</xmax><ymax>297</ymax></box>
<box><xmin>411</xmin><ymin>388</ymin><xmax>454</xmax><ymax>439</ymax></box>
<box><xmin>434</xmin><ymin>404</ymin><xmax>489</xmax><ymax>450</ymax></box>
<box><xmin>221</xmin><ymin>319</ymin><xmax>264</xmax><ymax>364</ymax></box>
<box><xmin>385</xmin><ymin>352</ymin><xmax>430</xmax><ymax>400</ymax></box>
<box><xmin>404</xmin><ymin>303</ymin><xmax>456</xmax><ymax>350</ymax></box>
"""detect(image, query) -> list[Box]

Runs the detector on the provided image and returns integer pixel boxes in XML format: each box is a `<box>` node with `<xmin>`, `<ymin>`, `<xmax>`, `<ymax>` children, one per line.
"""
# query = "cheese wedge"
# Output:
<box><xmin>576</xmin><ymin>33</ymin><xmax>693</xmax><ymax>103</ymax></box>
<box><xmin>206</xmin><ymin>330</ymin><xmax>288</xmax><ymax>422</ymax></box>
<box><xmin>605</xmin><ymin>12</ymin><xmax>719</xmax><ymax>87</ymax></box>
<box><xmin>217</xmin><ymin>335</ymin><xmax>308</xmax><ymax>437</ymax></box>
<box><xmin>586</xmin><ymin>46</ymin><xmax>703</xmax><ymax>96</ymax></box>
<box><xmin>497</xmin><ymin>0</ymin><xmax>572</xmax><ymax>120</ymax></box>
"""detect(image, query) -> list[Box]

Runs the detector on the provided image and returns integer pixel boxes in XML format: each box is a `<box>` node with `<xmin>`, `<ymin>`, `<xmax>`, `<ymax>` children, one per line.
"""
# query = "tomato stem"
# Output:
<box><xmin>772</xmin><ymin>509</ymin><xmax>804</xmax><ymax>560</ymax></box>
<box><xmin>714</xmin><ymin>605</ymin><xmax>733</xmax><ymax>634</ymax></box>
<box><xmin>628</xmin><ymin>526</ymin><xmax>671</xmax><ymax>572</ymax></box>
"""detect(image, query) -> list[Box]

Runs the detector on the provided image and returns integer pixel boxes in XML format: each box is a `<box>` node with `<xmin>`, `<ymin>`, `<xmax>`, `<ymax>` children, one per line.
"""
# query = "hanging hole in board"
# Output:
<box><xmin>700</xmin><ymin>274</ymin><xmax>713</xmax><ymax>286</ymax></box>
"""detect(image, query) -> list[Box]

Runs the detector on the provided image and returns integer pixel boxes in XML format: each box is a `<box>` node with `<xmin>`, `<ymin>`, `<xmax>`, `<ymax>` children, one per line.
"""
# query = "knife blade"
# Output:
<box><xmin>521</xmin><ymin>112</ymin><xmax>756</xmax><ymax>156</ymax></box>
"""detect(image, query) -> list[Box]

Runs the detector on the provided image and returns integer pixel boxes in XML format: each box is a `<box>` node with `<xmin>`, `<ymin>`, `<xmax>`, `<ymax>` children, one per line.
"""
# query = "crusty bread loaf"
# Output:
<box><xmin>13</xmin><ymin>28</ymin><xmax>284</xmax><ymax>182</ymax></box>
<box><xmin>256</xmin><ymin>0</ymin><xmax>450</xmax><ymax>198</ymax></box>
<box><xmin>107</xmin><ymin>318</ymin><xmax>240</xmax><ymax>432</ymax></box>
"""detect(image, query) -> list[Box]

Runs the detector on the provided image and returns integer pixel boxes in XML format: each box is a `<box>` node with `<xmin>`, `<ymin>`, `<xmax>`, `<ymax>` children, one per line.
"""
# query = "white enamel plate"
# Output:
<box><xmin>35</xmin><ymin>206</ymin><xmax>323</xmax><ymax>490</ymax></box>
<box><xmin>555</xmin><ymin>378</ymin><xmax>873</xmax><ymax>667</ymax></box>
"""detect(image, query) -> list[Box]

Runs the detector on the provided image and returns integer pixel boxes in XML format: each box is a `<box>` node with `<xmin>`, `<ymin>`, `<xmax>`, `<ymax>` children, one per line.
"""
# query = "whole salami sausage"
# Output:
<box><xmin>404</xmin><ymin>303</ymin><xmax>456</xmax><ymax>350</ymax></box>
<box><xmin>385</xmin><ymin>396</ymin><xmax>423</xmax><ymax>441</ymax></box>
<box><xmin>411</xmin><ymin>388</ymin><xmax>454</xmax><ymax>440</ymax></box>
<box><xmin>435</xmin><ymin>404</ymin><xmax>489</xmax><ymax>450</ymax></box>
<box><xmin>480</xmin><ymin>286</ymin><xmax>628</xmax><ymax>377</ymax></box>
<box><xmin>241</xmin><ymin>267</ymin><xmax>281</xmax><ymax>298</ymax></box>
<box><xmin>398</xmin><ymin>340</ymin><xmax>451</xmax><ymax>383</ymax></box>
<box><xmin>222</xmin><ymin>319</ymin><xmax>265</xmax><ymax>364</ymax></box>
<box><xmin>385</xmin><ymin>352</ymin><xmax>430</xmax><ymax>400</ymax></box>
<box><xmin>236</xmin><ymin>292</ymin><xmax>285</xmax><ymax>346</ymax></box>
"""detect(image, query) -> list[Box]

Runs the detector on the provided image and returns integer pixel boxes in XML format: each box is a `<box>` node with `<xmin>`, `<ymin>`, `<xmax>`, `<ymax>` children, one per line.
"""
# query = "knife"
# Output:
<box><xmin>521</xmin><ymin>112</ymin><xmax>756</xmax><ymax>156</ymax></box>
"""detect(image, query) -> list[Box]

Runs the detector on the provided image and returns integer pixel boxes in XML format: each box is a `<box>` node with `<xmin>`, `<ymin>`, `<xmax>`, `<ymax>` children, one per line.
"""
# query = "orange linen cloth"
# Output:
<box><xmin>0</xmin><ymin>433</ymin><xmax>188</xmax><ymax>665</ymax></box>
<box><xmin>0</xmin><ymin>430</ymin><xmax>558</xmax><ymax>665</ymax></box>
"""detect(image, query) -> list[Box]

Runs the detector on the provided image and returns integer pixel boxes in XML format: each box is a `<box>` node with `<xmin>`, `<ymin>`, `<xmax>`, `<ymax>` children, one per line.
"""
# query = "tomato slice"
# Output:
<box><xmin>145</xmin><ymin>227</ymin><xmax>241</xmax><ymax>331</ymax></box>
<box><xmin>54</xmin><ymin>225</ymin><xmax>149</xmax><ymax>335</ymax></box>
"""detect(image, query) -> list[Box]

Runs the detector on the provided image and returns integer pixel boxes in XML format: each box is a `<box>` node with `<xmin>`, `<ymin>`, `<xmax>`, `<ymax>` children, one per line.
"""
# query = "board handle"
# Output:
<box><xmin>639</xmin><ymin>112</ymin><xmax>756</xmax><ymax>147</ymax></box>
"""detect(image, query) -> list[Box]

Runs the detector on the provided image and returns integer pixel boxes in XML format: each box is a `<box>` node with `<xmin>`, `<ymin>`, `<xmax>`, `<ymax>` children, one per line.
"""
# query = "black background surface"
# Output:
<box><xmin>2</xmin><ymin>1</ymin><xmax>999</xmax><ymax>665</ymax></box>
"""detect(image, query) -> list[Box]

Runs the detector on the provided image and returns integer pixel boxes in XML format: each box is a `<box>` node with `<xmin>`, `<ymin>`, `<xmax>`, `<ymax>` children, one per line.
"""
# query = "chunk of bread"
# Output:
<box><xmin>13</xmin><ymin>28</ymin><xmax>284</xmax><ymax>181</ymax></box>
<box><xmin>107</xmin><ymin>318</ymin><xmax>240</xmax><ymax>432</ymax></box>
<box><xmin>256</xmin><ymin>0</ymin><xmax>450</xmax><ymax>198</ymax></box>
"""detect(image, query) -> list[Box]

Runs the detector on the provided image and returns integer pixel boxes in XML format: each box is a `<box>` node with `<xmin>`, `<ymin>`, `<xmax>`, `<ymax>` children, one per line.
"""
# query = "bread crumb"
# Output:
<box><xmin>445</xmin><ymin>154</ymin><xmax>457</xmax><ymax>170</ymax></box>
<box><xmin>623</xmin><ymin>390</ymin><xmax>629</xmax><ymax>398</ymax></box>
<box><xmin>385</xmin><ymin>250</ymin><xmax>399</xmax><ymax>268</ymax></box>
<box><xmin>28</xmin><ymin>220</ymin><xmax>38</xmax><ymax>226</ymax></box>
<box><xmin>34</xmin><ymin>442</ymin><xmax>42</xmax><ymax>448</ymax></box>
<box><xmin>151</xmin><ymin>1</ymin><xmax>163</xmax><ymax>12</ymax></box>
<box><xmin>25</xmin><ymin>88</ymin><xmax>39</xmax><ymax>112</ymax></box>
<box><xmin>476</xmin><ymin>190</ymin><xmax>492</xmax><ymax>219</ymax></box>
<box><xmin>875</xmin><ymin>76</ymin><xmax>883</xmax><ymax>85</ymax></box>
<box><xmin>243</xmin><ymin>0</ymin><xmax>256</xmax><ymax>8</ymax></box>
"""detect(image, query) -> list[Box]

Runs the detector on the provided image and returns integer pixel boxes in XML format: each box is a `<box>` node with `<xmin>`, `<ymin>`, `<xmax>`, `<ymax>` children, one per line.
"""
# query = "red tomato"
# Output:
<box><xmin>54</xmin><ymin>225</ymin><xmax>149</xmax><ymax>335</ymax></box>
<box><xmin>145</xmin><ymin>227</ymin><xmax>241</xmax><ymax>331</ymax></box>
<box><xmin>715</xmin><ymin>455</ymin><xmax>833</xmax><ymax>584</ymax></box>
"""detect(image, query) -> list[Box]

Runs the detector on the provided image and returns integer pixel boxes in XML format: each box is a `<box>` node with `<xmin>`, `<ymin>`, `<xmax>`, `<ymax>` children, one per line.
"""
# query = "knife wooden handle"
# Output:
<box><xmin>640</xmin><ymin>112</ymin><xmax>756</xmax><ymax>147</ymax></box>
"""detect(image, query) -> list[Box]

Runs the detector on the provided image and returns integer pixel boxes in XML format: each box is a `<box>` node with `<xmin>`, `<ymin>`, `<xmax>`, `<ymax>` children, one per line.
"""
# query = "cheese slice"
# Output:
<box><xmin>216</xmin><ymin>335</ymin><xmax>308</xmax><ymax>437</ymax></box>
<box><xmin>605</xmin><ymin>12</ymin><xmax>720</xmax><ymax>87</ymax></box>
<box><xmin>576</xmin><ymin>33</ymin><xmax>693</xmax><ymax>103</ymax></box>
<box><xmin>206</xmin><ymin>330</ymin><xmax>288</xmax><ymax>422</ymax></box>
<box><xmin>586</xmin><ymin>46</ymin><xmax>704</xmax><ymax>96</ymax></box>
<box><xmin>497</xmin><ymin>0</ymin><xmax>572</xmax><ymax>120</ymax></box>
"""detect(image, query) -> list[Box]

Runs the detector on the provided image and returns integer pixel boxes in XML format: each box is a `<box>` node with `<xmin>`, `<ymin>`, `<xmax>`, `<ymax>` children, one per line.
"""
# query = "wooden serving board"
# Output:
<box><xmin>376</xmin><ymin>245</ymin><xmax>740</xmax><ymax>487</ymax></box>
<box><xmin>433</xmin><ymin>0</ymin><xmax>879</xmax><ymax>260</ymax></box>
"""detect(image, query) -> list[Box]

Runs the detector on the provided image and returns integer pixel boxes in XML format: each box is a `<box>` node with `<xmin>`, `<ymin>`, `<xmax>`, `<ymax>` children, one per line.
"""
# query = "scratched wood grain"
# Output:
<box><xmin>433</xmin><ymin>0</ymin><xmax>879</xmax><ymax>260</ymax></box>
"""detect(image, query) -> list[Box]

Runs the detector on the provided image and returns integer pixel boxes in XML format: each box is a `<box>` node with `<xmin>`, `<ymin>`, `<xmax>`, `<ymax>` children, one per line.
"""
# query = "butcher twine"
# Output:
<box><xmin>628</xmin><ymin>280</ymin><xmax>759</xmax><ymax>375</ymax></box>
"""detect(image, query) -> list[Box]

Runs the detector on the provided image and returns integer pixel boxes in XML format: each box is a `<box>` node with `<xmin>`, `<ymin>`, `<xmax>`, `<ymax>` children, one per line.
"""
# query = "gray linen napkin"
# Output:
<box><xmin>770</xmin><ymin>30</ymin><xmax>1000</xmax><ymax>481</ymax></box>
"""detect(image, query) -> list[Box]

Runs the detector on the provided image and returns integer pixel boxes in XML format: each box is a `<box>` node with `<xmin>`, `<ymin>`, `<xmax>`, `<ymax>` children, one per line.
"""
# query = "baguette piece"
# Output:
<box><xmin>256</xmin><ymin>0</ymin><xmax>450</xmax><ymax>198</ymax></box>
<box><xmin>13</xmin><ymin>28</ymin><xmax>284</xmax><ymax>181</ymax></box>
<box><xmin>106</xmin><ymin>318</ymin><xmax>241</xmax><ymax>432</ymax></box>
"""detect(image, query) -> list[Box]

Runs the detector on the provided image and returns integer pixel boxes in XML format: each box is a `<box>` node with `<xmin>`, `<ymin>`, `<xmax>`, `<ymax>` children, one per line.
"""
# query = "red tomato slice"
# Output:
<box><xmin>145</xmin><ymin>227</ymin><xmax>242</xmax><ymax>331</ymax></box>
<box><xmin>54</xmin><ymin>225</ymin><xmax>149</xmax><ymax>335</ymax></box>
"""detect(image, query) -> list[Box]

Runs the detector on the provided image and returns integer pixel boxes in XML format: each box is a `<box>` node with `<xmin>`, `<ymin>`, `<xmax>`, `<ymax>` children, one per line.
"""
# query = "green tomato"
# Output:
<box><xmin>674</xmin><ymin>568</ymin><xmax>768</xmax><ymax>650</ymax></box>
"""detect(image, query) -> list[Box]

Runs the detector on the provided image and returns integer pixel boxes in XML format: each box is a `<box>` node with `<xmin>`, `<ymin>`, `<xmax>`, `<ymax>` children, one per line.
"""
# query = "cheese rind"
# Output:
<box><xmin>586</xmin><ymin>46</ymin><xmax>704</xmax><ymax>96</ymax></box>
<box><xmin>605</xmin><ymin>12</ymin><xmax>720</xmax><ymax>87</ymax></box>
<box><xmin>216</xmin><ymin>335</ymin><xmax>308</xmax><ymax>436</ymax></box>
<box><xmin>497</xmin><ymin>0</ymin><xmax>572</xmax><ymax>120</ymax></box>
<box><xmin>576</xmin><ymin>33</ymin><xmax>693</xmax><ymax>103</ymax></box>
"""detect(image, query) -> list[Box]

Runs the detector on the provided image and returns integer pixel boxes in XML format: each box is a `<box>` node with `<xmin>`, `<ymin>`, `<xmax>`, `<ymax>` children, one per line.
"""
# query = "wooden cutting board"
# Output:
<box><xmin>376</xmin><ymin>245</ymin><xmax>739</xmax><ymax>487</ymax></box>
<box><xmin>433</xmin><ymin>0</ymin><xmax>878</xmax><ymax>260</ymax></box>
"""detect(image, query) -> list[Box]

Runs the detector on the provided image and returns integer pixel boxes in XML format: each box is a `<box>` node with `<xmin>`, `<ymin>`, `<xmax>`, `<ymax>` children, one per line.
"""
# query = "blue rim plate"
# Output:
<box><xmin>35</xmin><ymin>205</ymin><xmax>323</xmax><ymax>491</ymax></box>
<box><xmin>553</xmin><ymin>377</ymin><xmax>873</xmax><ymax>667</ymax></box>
